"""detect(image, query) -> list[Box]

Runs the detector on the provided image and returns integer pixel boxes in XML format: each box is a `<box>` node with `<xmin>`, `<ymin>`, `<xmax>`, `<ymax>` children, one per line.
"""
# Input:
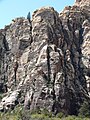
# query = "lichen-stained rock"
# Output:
<box><xmin>0</xmin><ymin>0</ymin><xmax>90</xmax><ymax>116</ymax></box>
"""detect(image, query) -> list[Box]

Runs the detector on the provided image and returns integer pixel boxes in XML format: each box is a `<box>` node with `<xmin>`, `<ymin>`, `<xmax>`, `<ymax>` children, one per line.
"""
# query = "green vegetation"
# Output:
<box><xmin>0</xmin><ymin>93</ymin><xmax>3</xmax><ymax>101</ymax></box>
<box><xmin>0</xmin><ymin>93</ymin><xmax>6</xmax><ymax>101</ymax></box>
<box><xmin>0</xmin><ymin>105</ymin><xmax>90</xmax><ymax>120</ymax></box>
<box><xmin>79</xmin><ymin>100</ymin><xmax>90</xmax><ymax>118</ymax></box>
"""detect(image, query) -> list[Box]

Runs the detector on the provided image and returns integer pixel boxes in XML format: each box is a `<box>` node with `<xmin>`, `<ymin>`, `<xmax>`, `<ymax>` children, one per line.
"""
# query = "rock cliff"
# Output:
<box><xmin>0</xmin><ymin>0</ymin><xmax>90</xmax><ymax>115</ymax></box>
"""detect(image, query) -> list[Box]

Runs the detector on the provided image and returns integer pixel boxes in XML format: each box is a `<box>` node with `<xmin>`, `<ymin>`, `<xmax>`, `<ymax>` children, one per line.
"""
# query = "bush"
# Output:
<box><xmin>30</xmin><ymin>108</ymin><xmax>41</xmax><ymax>115</ymax></box>
<box><xmin>56</xmin><ymin>112</ymin><xmax>64</xmax><ymax>118</ymax></box>
<box><xmin>41</xmin><ymin>108</ymin><xmax>52</xmax><ymax>118</ymax></box>
<box><xmin>31</xmin><ymin>113</ymin><xmax>50</xmax><ymax>120</ymax></box>
<box><xmin>65</xmin><ymin>115</ymin><xmax>87</xmax><ymax>120</ymax></box>
<box><xmin>20</xmin><ymin>109</ymin><xmax>31</xmax><ymax>120</ymax></box>
<box><xmin>0</xmin><ymin>105</ymin><xmax>90</xmax><ymax>120</ymax></box>
<box><xmin>79</xmin><ymin>100</ymin><xmax>90</xmax><ymax>118</ymax></box>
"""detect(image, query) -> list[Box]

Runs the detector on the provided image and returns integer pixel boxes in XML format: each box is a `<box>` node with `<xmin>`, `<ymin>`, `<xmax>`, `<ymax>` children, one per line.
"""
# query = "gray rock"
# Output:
<box><xmin>0</xmin><ymin>0</ymin><xmax>90</xmax><ymax>115</ymax></box>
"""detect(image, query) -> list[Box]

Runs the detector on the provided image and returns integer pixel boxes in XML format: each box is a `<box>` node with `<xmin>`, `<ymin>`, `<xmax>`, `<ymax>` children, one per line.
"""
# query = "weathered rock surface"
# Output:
<box><xmin>0</xmin><ymin>0</ymin><xmax>90</xmax><ymax>115</ymax></box>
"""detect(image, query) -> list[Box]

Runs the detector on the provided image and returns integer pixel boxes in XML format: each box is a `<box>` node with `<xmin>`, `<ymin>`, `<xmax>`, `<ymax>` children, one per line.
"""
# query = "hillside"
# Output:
<box><xmin>0</xmin><ymin>0</ymin><xmax>90</xmax><ymax>116</ymax></box>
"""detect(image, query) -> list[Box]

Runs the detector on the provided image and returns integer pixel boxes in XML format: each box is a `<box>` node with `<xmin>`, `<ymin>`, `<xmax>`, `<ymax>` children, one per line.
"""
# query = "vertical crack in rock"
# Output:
<box><xmin>46</xmin><ymin>26</ymin><xmax>52</xmax><ymax>84</ymax></box>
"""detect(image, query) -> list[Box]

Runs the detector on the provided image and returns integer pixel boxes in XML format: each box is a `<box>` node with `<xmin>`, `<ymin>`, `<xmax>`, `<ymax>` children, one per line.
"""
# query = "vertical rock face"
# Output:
<box><xmin>0</xmin><ymin>1</ymin><xmax>90</xmax><ymax>115</ymax></box>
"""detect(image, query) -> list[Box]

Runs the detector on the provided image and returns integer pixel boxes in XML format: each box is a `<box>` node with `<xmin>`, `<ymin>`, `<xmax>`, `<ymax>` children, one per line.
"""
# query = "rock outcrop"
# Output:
<box><xmin>0</xmin><ymin>0</ymin><xmax>90</xmax><ymax>115</ymax></box>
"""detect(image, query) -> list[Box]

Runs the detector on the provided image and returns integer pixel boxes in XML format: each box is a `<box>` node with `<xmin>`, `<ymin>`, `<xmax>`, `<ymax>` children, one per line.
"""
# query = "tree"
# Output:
<box><xmin>27</xmin><ymin>12</ymin><xmax>31</xmax><ymax>23</ymax></box>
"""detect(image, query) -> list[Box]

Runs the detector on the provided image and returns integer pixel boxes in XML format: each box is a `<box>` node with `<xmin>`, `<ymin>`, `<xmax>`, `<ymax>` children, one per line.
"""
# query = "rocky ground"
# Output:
<box><xmin>0</xmin><ymin>0</ymin><xmax>90</xmax><ymax>115</ymax></box>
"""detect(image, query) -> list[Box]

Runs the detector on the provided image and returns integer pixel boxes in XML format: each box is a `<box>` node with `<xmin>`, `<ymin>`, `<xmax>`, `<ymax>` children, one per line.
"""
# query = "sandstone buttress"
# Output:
<box><xmin>0</xmin><ymin>0</ymin><xmax>90</xmax><ymax>115</ymax></box>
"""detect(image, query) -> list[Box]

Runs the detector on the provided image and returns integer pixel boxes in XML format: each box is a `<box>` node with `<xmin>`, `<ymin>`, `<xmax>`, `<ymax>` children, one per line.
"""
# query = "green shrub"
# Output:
<box><xmin>20</xmin><ymin>109</ymin><xmax>31</xmax><ymax>120</ymax></box>
<box><xmin>79</xmin><ymin>100</ymin><xmax>90</xmax><ymax>118</ymax></box>
<box><xmin>0</xmin><ymin>105</ymin><xmax>90</xmax><ymax>120</ymax></box>
<box><xmin>31</xmin><ymin>113</ymin><xmax>49</xmax><ymax>120</ymax></box>
<box><xmin>41</xmin><ymin>108</ymin><xmax>52</xmax><ymax>118</ymax></box>
<box><xmin>56</xmin><ymin>112</ymin><xmax>64</xmax><ymax>118</ymax></box>
<box><xmin>30</xmin><ymin>108</ymin><xmax>41</xmax><ymax>115</ymax></box>
<box><xmin>65</xmin><ymin>115</ymin><xmax>76</xmax><ymax>120</ymax></box>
